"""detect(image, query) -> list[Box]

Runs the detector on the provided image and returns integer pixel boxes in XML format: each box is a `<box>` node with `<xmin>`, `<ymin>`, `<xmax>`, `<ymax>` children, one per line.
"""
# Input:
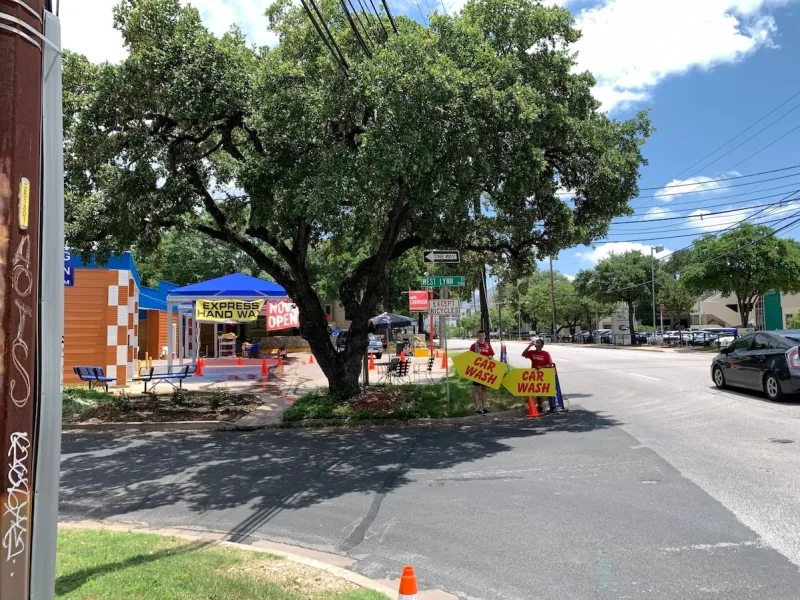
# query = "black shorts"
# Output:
<box><xmin>472</xmin><ymin>381</ymin><xmax>486</xmax><ymax>387</ymax></box>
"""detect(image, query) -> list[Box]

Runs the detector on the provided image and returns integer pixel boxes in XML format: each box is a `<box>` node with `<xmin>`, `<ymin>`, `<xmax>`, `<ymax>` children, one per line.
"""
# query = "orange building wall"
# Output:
<box><xmin>141</xmin><ymin>309</ymin><xmax>168</xmax><ymax>359</ymax></box>
<box><xmin>63</xmin><ymin>268</ymin><xmax>140</xmax><ymax>387</ymax></box>
<box><xmin>63</xmin><ymin>270</ymin><xmax>114</xmax><ymax>386</ymax></box>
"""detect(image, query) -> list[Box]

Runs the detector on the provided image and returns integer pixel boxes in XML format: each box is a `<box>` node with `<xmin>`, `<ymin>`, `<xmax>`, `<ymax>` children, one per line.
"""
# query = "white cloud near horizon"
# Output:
<box><xmin>654</xmin><ymin>171</ymin><xmax>742</xmax><ymax>201</ymax></box>
<box><xmin>576</xmin><ymin>242</ymin><xmax>671</xmax><ymax>265</ymax></box>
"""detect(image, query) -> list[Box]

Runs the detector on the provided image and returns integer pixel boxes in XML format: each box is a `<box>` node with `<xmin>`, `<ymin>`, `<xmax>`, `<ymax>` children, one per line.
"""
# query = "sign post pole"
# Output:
<box><xmin>443</xmin><ymin>286</ymin><xmax>450</xmax><ymax>408</ymax></box>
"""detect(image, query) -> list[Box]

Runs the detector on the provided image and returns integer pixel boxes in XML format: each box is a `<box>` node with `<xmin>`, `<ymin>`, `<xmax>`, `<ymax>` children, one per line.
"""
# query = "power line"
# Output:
<box><xmin>367</xmin><ymin>0</ymin><xmax>390</xmax><ymax>37</ymax></box>
<box><xmin>628</xmin><ymin>179</ymin><xmax>800</xmax><ymax>211</ymax></box>
<box><xmin>300</xmin><ymin>0</ymin><xmax>349</xmax><ymax>76</ymax></box>
<box><xmin>636</xmin><ymin>163</ymin><xmax>800</xmax><ymax>192</ymax></box>
<box><xmin>594</xmin><ymin>215</ymin><xmax>792</xmax><ymax>244</ymax></box>
<box><xmin>340</xmin><ymin>0</ymin><xmax>373</xmax><ymax>57</ymax></box>
<box><xmin>670</xmin><ymin>89</ymin><xmax>800</xmax><ymax>182</ymax></box>
<box><xmin>675</xmin><ymin>100</ymin><xmax>800</xmax><ymax>178</ymax></box>
<box><xmin>608</xmin><ymin>195</ymin><xmax>800</xmax><ymax>225</ymax></box>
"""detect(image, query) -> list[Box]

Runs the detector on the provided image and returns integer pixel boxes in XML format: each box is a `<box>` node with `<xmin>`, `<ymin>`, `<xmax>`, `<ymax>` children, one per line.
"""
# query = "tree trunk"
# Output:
<box><xmin>417</xmin><ymin>312</ymin><xmax>424</xmax><ymax>335</ymax></box>
<box><xmin>627</xmin><ymin>301</ymin><xmax>637</xmax><ymax>346</ymax></box>
<box><xmin>738</xmin><ymin>298</ymin><xmax>751</xmax><ymax>326</ymax></box>
<box><xmin>382</xmin><ymin>279</ymin><xmax>391</xmax><ymax>313</ymax></box>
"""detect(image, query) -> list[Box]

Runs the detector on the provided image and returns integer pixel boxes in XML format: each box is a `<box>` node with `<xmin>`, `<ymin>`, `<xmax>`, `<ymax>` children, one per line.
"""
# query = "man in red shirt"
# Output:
<box><xmin>522</xmin><ymin>338</ymin><xmax>555</xmax><ymax>412</ymax></box>
<box><xmin>469</xmin><ymin>330</ymin><xmax>495</xmax><ymax>414</ymax></box>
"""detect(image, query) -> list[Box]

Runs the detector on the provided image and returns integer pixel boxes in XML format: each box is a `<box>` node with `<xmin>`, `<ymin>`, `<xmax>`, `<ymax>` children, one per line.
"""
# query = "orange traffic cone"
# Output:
<box><xmin>195</xmin><ymin>361</ymin><xmax>204</xmax><ymax>377</ymax></box>
<box><xmin>199</xmin><ymin>356</ymin><xmax>205</xmax><ymax>367</ymax></box>
<box><xmin>309</xmin><ymin>354</ymin><xmax>315</xmax><ymax>364</ymax></box>
<box><xmin>526</xmin><ymin>396</ymin><xmax>541</xmax><ymax>418</ymax></box>
<box><xmin>399</xmin><ymin>349</ymin><xmax>405</xmax><ymax>362</ymax></box>
<box><xmin>440</xmin><ymin>351</ymin><xmax>447</xmax><ymax>369</ymax></box>
<box><xmin>369</xmin><ymin>353</ymin><xmax>376</xmax><ymax>370</ymax></box>
<box><xmin>261</xmin><ymin>358</ymin><xmax>268</xmax><ymax>375</ymax></box>
<box><xmin>435</xmin><ymin>349</ymin><xmax>440</xmax><ymax>358</ymax></box>
<box><xmin>277</xmin><ymin>355</ymin><xmax>283</xmax><ymax>370</ymax></box>
<box><xmin>398</xmin><ymin>565</ymin><xmax>418</xmax><ymax>599</ymax></box>
<box><xmin>237</xmin><ymin>356</ymin><xmax>243</xmax><ymax>366</ymax></box>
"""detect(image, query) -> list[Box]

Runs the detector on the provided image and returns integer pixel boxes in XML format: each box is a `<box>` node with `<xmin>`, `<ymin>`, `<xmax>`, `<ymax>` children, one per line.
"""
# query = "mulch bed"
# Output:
<box><xmin>348</xmin><ymin>388</ymin><xmax>407</xmax><ymax>412</ymax></box>
<box><xmin>64</xmin><ymin>393</ymin><xmax>263</xmax><ymax>424</ymax></box>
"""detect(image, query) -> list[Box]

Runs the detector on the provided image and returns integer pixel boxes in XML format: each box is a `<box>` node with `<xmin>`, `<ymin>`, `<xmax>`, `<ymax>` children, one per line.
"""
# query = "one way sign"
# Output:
<box><xmin>424</xmin><ymin>250</ymin><xmax>460</xmax><ymax>264</ymax></box>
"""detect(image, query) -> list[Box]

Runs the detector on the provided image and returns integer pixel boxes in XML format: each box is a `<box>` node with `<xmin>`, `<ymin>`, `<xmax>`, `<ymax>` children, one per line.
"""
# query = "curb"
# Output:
<box><xmin>62</xmin><ymin>420</ymin><xmax>236</xmax><ymax>432</ymax></box>
<box><xmin>280</xmin><ymin>408</ymin><xmax>529</xmax><ymax>429</ymax></box>
<box><xmin>58</xmin><ymin>520</ymin><xmax>395</xmax><ymax>598</ymax></box>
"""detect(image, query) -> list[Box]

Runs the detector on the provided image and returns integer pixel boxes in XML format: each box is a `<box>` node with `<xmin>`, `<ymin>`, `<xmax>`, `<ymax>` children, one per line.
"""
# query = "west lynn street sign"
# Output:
<box><xmin>423</xmin><ymin>250</ymin><xmax>460</xmax><ymax>264</ymax></box>
<box><xmin>421</xmin><ymin>276</ymin><xmax>465</xmax><ymax>287</ymax></box>
<box><xmin>429</xmin><ymin>299</ymin><xmax>460</xmax><ymax>316</ymax></box>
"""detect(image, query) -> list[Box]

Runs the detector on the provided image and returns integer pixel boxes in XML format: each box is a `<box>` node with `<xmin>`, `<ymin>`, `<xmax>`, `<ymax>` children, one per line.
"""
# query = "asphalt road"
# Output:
<box><xmin>59</xmin><ymin>341</ymin><xmax>800</xmax><ymax>599</ymax></box>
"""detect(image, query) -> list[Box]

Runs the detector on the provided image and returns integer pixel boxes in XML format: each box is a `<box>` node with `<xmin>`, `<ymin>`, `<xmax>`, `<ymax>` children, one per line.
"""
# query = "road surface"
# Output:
<box><xmin>59</xmin><ymin>341</ymin><xmax>800</xmax><ymax>599</ymax></box>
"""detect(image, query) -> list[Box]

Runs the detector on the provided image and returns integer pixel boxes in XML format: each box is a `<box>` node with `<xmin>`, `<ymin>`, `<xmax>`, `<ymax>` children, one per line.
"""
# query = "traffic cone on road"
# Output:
<box><xmin>277</xmin><ymin>355</ymin><xmax>284</xmax><ymax>371</ymax></box>
<box><xmin>526</xmin><ymin>396</ymin><xmax>541</xmax><ymax>418</ymax></box>
<box><xmin>237</xmin><ymin>355</ymin><xmax>243</xmax><ymax>366</ymax></box>
<box><xmin>195</xmin><ymin>361</ymin><xmax>204</xmax><ymax>377</ymax></box>
<box><xmin>399</xmin><ymin>349</ymin><xmax>405</xmax><ymax>362</ymax></box>
<box><xmin>440</xmin><ymin>351</ymin><xmax>447</xmax><ymax>369</ymax></box>
<box><xmin>261</xmin><ymin>358</ymin><xmax>268</xmax><ymax>375</ymax></box>
<box><xmin>398</xmin><ymin>565</ymin><xmax>418</xmax><ymax>599</ymax></box>
<box><xmin>309</xmin><ymin>354</ymin><xmax>315</xmax><ymax>364</ymax></box>
<box><xmin>369</xmin><ymin>354</ymin><xmax>376</xmax><ymax>370</ymax></box>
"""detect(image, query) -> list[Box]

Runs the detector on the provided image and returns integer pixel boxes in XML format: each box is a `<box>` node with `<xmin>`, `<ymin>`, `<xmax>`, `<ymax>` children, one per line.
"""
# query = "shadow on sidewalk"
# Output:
<box><xmin>60</xmin><ymin>408</ymin><xmax>619</xmax><ymax>543</ymax></box>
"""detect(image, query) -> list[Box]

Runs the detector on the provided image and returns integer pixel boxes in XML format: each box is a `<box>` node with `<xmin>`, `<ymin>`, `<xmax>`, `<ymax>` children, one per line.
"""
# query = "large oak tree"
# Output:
<box><xmin>64</xmin><ymin>0</ymin><xmax>650</xmax><ymax>396</ymax></box>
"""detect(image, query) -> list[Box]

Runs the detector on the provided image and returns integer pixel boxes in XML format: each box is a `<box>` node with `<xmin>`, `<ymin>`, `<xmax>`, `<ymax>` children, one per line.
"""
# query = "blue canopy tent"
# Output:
<box><xmin>166</xmin><ymin>274</ymin><xmax>289</xmax><ymax>365</ymax></box>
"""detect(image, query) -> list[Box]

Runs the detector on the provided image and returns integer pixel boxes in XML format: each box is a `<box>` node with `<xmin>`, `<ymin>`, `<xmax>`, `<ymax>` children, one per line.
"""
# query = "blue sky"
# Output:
<box><xmin>63</xmin><ymin>0</ymin><xmax>800</xmax><ymax>281</ymax></box>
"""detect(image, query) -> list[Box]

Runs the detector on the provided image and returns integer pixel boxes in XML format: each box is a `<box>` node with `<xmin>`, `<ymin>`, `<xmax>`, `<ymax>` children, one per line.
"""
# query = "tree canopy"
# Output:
<box><xmin>63</xmin><ymin>0</ymin><xmax>650</xmax><ymax>395</ymax></box>
<box><xmin>575</xmin><ymin>250</ymin><xmax>653</xmax><ymax>342</ymax></box>
<box><xmin>680</xmin><ymin>224</ymin><xmax>800</xmax><ymax>326</ymax></box>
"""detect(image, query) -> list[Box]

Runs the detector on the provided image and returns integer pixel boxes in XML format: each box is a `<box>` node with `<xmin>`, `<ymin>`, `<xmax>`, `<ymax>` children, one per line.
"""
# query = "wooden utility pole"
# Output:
<box><xmin>0</xmin><ymin>1</ymin><xmax>45</xmax><ymax>598</ymax></box>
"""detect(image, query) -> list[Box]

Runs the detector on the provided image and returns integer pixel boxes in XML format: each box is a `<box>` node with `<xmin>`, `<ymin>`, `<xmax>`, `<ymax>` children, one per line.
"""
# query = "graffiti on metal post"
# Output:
<box><xmin>2</xmin><ymin>432</ymin><xmax>30</xmax><ymax>564</ymax></box>
<box><xmin>9</xmin><ymin>234</ymin><xmax>32</xmax><ymax>408</ymax></box>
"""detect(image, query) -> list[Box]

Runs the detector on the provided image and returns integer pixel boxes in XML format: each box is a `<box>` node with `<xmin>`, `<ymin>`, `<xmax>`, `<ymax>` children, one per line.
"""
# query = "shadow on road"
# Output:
<box><xmin>60</xmin><ymin>409</ymin><xmax>619</xmax><ymax>543</ymax></box>
<box><xmin>707</xmin><ymin>385</ymin><xmax>800</xmax><ymax>406</ymax></box>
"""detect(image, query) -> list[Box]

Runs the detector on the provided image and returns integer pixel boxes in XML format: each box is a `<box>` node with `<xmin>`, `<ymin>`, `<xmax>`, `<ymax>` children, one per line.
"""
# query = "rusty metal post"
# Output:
<box><xmin>0</xmin><ymin>1</ymin><xmax>46</xmax><ymax>599</ymax></box>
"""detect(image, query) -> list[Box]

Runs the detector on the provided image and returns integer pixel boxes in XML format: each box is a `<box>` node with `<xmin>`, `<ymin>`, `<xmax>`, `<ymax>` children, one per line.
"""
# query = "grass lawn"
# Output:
<box><xmin>283</xmin><ymin>375</ymin><xmax>525</xmax><ymax>423</ymax></box>
<box><xmin>56</xmin><ymin>528</ymin><xmax>388</xmax><ymax>600</ymax></box>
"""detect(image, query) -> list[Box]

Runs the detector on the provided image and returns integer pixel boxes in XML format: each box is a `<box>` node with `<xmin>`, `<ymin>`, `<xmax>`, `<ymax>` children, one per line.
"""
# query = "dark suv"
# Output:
<box><xmin>711</xmin><ymin>330</ymin><xmax>800</xmax><ymax>401</ymax></box>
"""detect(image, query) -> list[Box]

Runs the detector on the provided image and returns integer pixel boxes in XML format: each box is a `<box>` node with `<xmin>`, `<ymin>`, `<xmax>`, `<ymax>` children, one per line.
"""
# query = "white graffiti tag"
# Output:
<box><xmin>2</xmin><ymin>432</ymin><xmax>30</xmax><ymax>562</ymax></box>
<box><xmin>10</xmin><ymin>299</ymin><xmax>31</xmax><ymax>408</ymax></box>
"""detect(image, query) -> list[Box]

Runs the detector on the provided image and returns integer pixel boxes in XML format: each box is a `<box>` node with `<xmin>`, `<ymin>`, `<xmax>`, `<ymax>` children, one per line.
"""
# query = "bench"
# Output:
<box><xmin>73</xmin><ymin>366</ymin><xmax>117</xmax><ymax>392</ymax></box>
<box><xmin>133</xmin><ymin>365</ymin><xmax>197</xmax><ymax>393</ymax></box>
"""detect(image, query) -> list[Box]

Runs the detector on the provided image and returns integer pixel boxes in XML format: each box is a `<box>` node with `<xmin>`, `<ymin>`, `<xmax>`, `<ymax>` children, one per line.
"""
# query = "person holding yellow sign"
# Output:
<box><xmin>469</xmin><ymin>330</ymin><xmax>495</xmax><ymax>414</ymax></box>
<box><xmin>523</xmin><ymin>338</ymin><xmax>556</xmax><ymax>413</ymax></box>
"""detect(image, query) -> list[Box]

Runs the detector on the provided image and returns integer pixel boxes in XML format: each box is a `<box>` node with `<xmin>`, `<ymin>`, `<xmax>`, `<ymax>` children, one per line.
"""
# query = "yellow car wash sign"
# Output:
<box><xmin>502</xmin><ymin>367</ymin><xmax>557</xmax><ymax>397</ymax></box>
<box><xmin>452</xmin><ymin>351</ymin><xmax>507</xmax><ymax>390</ymax></box>
<box><xmin>195</xmin><ymin>299</ymin><xmax>266</xmax><ymax>323</ymax></box>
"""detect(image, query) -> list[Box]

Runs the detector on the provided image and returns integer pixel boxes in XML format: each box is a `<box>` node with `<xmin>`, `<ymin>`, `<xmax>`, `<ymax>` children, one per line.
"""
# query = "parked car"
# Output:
<box><xmin>711</xmin><ymin>330</ymin><xmax>800</xmax><ymax>401</ymax></box>
<box><xmin>331</xmin><ymin>331</ymin><xmax>383</xmax><ymax>359</ymax></box>
<box><xmin>712</xmin><ymin>335</ymin><xmax>735</xmax><ymax>348</ymax></box>
<box><xmin>689</xmin><ymin>331</ymin><xmax>717</xmax><ymax>346</ymax></box>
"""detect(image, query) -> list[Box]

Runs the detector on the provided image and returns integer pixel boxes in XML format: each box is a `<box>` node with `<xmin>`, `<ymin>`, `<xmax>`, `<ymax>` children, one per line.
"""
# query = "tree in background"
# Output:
<box><xmin>657</xmin><ymin>274</ymin><xmax>695</xmax><ymax>331</ymax></box>
<box><xmin>575</xmin><ymin>251</ymin><xmax>653</xmax><ymax>344</ymax></box>
<box><xmin>63</xmin><ymin>0</ymin><xmax>650</xmax><ymax>397</ymax></box>
<box><xmin>787</xmin><ymin>313</ymin><xmax>800</xmax><ymax>329</ymax></box>
<box><xmin>134</xmin><ymin>230</ymin><xmax>265</xmax><ymax>287</ymax></box>
<box><xmin>680</xmin><ymin>224</ymin><xmax>800</xmax><ymax>326</ymax></box>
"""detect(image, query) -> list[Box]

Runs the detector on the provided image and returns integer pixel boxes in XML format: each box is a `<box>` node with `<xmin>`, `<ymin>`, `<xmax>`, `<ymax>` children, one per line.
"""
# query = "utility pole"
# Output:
<box><xmin>549</xmin><ymin>257</ymin><xmax>557</xmax><ymax>339</ymax></box>
<box><xmin>1</xmin><ymin>3</ymin><xmax>63</xmax><ymax>600</ymax></box>
<box><xmin>651</xmin><ymin>245</ymin><xmax>664</xmax><ymax>335</ymax></box>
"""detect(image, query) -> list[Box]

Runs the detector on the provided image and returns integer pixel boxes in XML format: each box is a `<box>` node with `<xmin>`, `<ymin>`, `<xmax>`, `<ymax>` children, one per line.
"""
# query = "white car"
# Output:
<box><xmin>712</xmin><ymin>335</ymin><xmax>735</xmax><ymax>348</ymax></box>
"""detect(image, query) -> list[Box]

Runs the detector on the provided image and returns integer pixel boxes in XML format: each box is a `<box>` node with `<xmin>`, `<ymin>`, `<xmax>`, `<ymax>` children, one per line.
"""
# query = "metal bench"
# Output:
<box><xmin>73</xmin><ymin>366</ymin><xmax>117</xmax><ymax>392</ymax></box>
<box><xmin>133</xmin><ymin>365</ymin><xmax>197</xmax><ymax>393</ymax></box>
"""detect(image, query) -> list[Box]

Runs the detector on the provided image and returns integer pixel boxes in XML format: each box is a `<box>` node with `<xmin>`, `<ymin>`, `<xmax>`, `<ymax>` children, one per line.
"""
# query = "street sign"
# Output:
<box><xmin>64</xmin><ymin>248</ymin><xmax>74</xmax><ymax>287</ymax></box>
<box><xmin>408</xmin><ymin>290</ymin><xmax>429</xmax><ymax>312</ymax></box>
<box><xmin>429</xmin><ymin>299</ymin><xmax>460</xmax><ymax>316</ymax></box>
<box><xmin>421</xmin><ymin>276</ymin><xmax>465</xmax><ymax>287</ymax></box>
<box><xmin>424</xmin><ymin>249</ymin><xmax>460</xmax><ymax>264</ymax></box>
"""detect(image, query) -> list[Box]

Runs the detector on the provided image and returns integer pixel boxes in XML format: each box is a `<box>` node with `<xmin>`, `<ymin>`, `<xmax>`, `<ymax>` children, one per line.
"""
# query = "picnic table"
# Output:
<box><xmin>133</xmin><ymin>364</ymin><xmax>197</xmax><ymax>393</ymax></box>
<box><xmin>73</xmin><ymin>366</ymin><xmax>116</xmax><ymax>392</ymax></box>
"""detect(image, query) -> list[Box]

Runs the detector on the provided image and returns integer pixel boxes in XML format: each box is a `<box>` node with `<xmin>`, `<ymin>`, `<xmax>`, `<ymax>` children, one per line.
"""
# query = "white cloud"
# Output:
<box><xmin>642</xmin><ymin>207</ymin><xmax>672</xmax><ymax>220</ymax></box>
<box><xmin>563</xmin><ymin>274</ymin><xmax>575</xmax><ymax>281</ymax></box>
<box><xmin>571</xmin><ymin>0</ymin><xmax>790</xmax><ymax>112</ymax></box>
<box><xmin>654</xmin><ymin>171</ymin><xmax>741</xmax><ymax>200</ymax></box>
<box><xmin>686</xmin><ymin>207</ymin><xmax>754</xmax><ymax>231</ymax></box>
<box><xmin>62</xmin><ymin>0</ymin><xmax>278</xmax><ymax>64</ymax></box>
<box><xmin>576</xmin><ymin>242</ymin><xmax>671</xmax><ymax>265</ymax></box>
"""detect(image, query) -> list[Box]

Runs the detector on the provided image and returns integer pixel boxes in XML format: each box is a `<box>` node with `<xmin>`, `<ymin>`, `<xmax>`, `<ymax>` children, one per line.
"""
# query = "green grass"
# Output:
<box><xmin>62</xmin><ymin>387</ymin><xmax>114</xmax><ymax>419</ymax></box>
<box><xmin>282</xmin><ymin>375</ymin><xmax>524</xmax><ymax>423</ymax></box>
<box><xmin>56</xmin><ymin>529</ymin><xmax>387</xmax><ymax>600</ymax></box>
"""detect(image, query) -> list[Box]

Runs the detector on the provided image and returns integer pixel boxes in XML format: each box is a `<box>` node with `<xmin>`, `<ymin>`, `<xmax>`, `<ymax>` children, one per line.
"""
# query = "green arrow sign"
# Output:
<box><xmin>421</xmin><ymin>276</ymin><xmax>465</xmax><ymax>287</ymax></box>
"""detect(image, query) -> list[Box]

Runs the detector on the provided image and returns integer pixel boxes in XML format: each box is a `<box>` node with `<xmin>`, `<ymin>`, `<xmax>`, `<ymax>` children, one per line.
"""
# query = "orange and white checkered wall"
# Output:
<box><xmin>64</xmin><ymin>268</ymin><xmax>140</xmax><ymax>387</ymax></box>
